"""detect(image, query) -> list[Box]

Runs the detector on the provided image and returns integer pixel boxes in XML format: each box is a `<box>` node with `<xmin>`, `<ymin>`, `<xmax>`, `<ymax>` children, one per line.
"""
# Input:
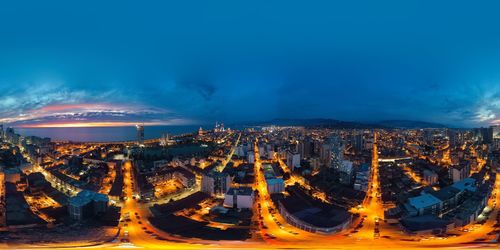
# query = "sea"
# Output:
<box><xmin>15</xmin><ymin>125</ymin><xmax>204</xmax><ymax>142</ymax></box>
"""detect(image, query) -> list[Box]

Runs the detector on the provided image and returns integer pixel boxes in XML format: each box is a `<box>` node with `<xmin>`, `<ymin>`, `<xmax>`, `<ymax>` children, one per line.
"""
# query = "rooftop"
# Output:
<box><xmin>279</xmin><ymin>185</ymin><xmax>351</xmax><ymax>228</ymax></box>
<box><xmin>69</xmin><ymin>190</ymin><xmax>109</xmax><ymax>207</ymax></box>
<box><xmin>408</xmin><ymin>193</ymin><xmax>441</xmax><ymax>209</ymax></box>
<box><xmin>427</xmin><ymin>186</ymin><xmax>460</xmax><ymax>202</ymax></box>
<box><xmin>226</xmin><ymin>187</ymin><xmax>253</xmax><ymax>196</ymax></box>
<box><xmin>266</xmin><ymin>178</ymin><xmax>284</xmax><ymax>185</ymax></box>
<box><xmin>451</xmin><ymin>178</ymin><xmax>476</xmax><ymax>192</ymax></box>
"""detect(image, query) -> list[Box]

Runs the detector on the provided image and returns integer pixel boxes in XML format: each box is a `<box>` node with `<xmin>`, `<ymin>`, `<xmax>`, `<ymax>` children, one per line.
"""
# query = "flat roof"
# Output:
<box><xmin>279</xmin><ymin>185</ymin><xmax>351</xmax><ymax>228</ymax></box>
<box><xmin>428</xmin><ymin>186</ymin><xmax>460</xmax><ymax>201</ymax></box>
<box><xmin>451</xmin><ymin>178</ymin><xmax>476</xmax><ymax>192</ymax></box>
<box><xmin>266</xmin><ymin>178</ymin><xmax>284</xmax><ymax>185</ymax></box>
<box><xmin>408</xmin><ymin>193</ymin><xmax>441</xmax><ymax>209</ymax></box>
<box><xmin>226</xmin><ymin>187</ymin><xmax>253</xmax><ymax>196</ymax></box>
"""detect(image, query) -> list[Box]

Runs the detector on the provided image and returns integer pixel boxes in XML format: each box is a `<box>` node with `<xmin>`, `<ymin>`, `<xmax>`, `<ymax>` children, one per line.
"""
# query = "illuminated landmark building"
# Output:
<box><xmin>136</xmin><ymin>124</ymin><xmax>145</xmax><ymax>145</ymax></box>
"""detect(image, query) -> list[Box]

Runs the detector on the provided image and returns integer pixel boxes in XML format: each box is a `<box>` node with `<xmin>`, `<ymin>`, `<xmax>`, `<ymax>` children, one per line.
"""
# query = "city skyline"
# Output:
<box><xmin>1</xmin><ymin>1</ymin><xmax>499</xmax><ymax>128</ymax></box>
<box><xmin>1</xmin><ymin>2</ymin><xmax>500</xmax><ymax>249</ymax></box>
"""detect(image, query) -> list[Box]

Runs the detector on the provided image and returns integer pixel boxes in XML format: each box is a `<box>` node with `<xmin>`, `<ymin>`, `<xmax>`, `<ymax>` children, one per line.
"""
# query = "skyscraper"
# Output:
<box><xmin>481</xmin><ymin>127</ymin><xmax>493</xmax><ymax>144</ymax></box>
<box><xmin>298</xmin><ymin>137</ymin><xmax>314</xmax><ymax>158</ymax></box>
<box><xmin>447</xmin><ymin>129</ymin><xmax>458</xmax><ymax>147</ymax></box>
<box><xmin>492</xmin><ymin>125</ymin><xmax>500</xmax><ymax>140</ymax></box>
<box><xmin>136</xmin><ymin>124</ymin><xmax>144</xmax><ymax>145</ymax></box>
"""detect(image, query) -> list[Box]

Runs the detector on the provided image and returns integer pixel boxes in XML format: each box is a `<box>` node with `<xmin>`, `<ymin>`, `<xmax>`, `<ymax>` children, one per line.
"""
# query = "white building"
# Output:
<box><xmin>354</xmin><ymin>164</ymin><xmax>370</xmax><ymax>192</ymax></box>
<box><xmin>247</xmin><ymin>151</ymin><xmax>255</xmax><ymax>164</ymax></box>
<box><xmin>449</xmin><ymin>164</ymin><xmax>470</xmax><ymax>183</ymax></box>
<box><xmin>223</xmin><ymin>187</ymin><xmax>254</xmax><ymax>209</ymax></box>
<box><xmin>266</xmin><ymin>178</ymin><xmax>285</xmax><ymax>194</ymax></box>
<box><xmin>286</xmin><ymin>151</ymin><xmax>301</xmax><ymax>171</ymax></box>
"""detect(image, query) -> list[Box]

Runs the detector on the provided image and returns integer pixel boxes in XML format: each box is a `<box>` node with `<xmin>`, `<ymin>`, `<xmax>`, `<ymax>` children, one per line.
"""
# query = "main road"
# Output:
<box><xmin>4</xmin><ymin>134</ymin><xmax>498</xmax><ymax>249</ymax></box>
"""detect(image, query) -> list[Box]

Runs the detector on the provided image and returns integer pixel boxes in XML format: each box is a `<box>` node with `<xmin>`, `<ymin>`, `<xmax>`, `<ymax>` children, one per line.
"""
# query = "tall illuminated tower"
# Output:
<box><xmin>136</xmin><ymin>124</ymin><xmax>144</xmax><ymax>145</ymax></box>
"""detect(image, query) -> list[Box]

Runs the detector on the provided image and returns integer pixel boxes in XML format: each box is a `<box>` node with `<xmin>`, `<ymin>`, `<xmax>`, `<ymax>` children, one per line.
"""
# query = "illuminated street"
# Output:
<box><xmin>1</xmin><ymin>2</ymin><xmax>500</xmax><ymax>249</ymax></box>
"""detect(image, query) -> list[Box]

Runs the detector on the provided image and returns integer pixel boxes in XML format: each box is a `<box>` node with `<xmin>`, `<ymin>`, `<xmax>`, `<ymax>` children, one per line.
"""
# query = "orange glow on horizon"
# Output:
<box><xmin>18</xmin><ymin>121</ymin><xmax>167</xmax><ymax>128</ymax></box>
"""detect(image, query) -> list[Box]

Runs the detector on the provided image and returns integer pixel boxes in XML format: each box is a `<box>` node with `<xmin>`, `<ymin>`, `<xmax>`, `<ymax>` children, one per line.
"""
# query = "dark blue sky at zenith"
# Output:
<box><xmin>0</xmin><ymin>0</ymin><xmax>499</xmax><ymax>128</ymax></box>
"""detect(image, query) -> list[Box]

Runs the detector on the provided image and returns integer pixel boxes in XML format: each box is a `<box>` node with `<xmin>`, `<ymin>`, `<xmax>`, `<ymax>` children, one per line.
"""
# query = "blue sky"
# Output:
<box><xmin>0</xmin><ymin>1</ymin><xmax>499</xmax><ymax>127</ymax></box>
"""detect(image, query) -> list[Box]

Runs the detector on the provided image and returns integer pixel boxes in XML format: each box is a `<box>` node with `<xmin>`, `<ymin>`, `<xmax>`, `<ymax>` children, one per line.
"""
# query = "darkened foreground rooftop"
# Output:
<box><xmin>278</xmin><ymin>185</ymin><xmax>351</xmax><ymax>229</ymax></box>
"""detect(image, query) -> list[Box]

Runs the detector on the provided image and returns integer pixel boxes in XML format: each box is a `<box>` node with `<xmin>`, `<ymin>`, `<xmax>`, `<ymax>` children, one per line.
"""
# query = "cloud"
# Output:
<box><xmin>0</xmin><ymin>83</ymin><xmax>192</xmax><ymax>127</ymax></box>
<box><xmin>473</xmin><ymin>89</ymin><xmax>500</xmax><ymax>124</ymax></box>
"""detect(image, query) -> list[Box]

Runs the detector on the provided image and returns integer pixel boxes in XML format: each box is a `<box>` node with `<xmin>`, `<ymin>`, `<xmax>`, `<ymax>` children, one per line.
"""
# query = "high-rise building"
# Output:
<box><xmin>286</xmin><ymin>150</ymin><xmax>301</xmax><ymax>171</ymax></box>
<box><xmin>298</xmin><ymin>138</ymin><xmax>314</xmax><ymax>158</ymax></box>
<box><xmin>328</xmin><ymin>136</ymin><xmax>344</xmax><ymax>169</ymax></box>
<box><xmin>481</xmin><ymin>127</ymin><xmax>493</xmax><ymax>144</ymax></box>
<box><xmin>449</xmin><ymin>162</ymin><xmax>470</xmax><ymax>183</ymax></box>
<box><xmin>4</xmin><ymin>127</ymin><xmax>19</xmax><ymax>145</ymax></box>
<box><xmin>319</xmin><ymin>143</ymin><xmax>332</xmax><ymax>166</ymax></box>
<box><xmin>351</xmin><ymin>133</ymin><xmax>364</xmax><ymax>152</ymax></box>
<box><xmin>493</xmin><ymin>125</ymin><xmax>500</xmax><ymax>140</ymax></box>
<box><xmin>447</xmin><ymin>129</ymin><xmax>458</xmax><ymax>147</ymax></box>
<box><xmin>423</xmin><ymin>129</ymin><xmax>434</xmax><ymax>144</ymax></box>
<box><xmin>201</xmin><ymin>169</ymin><xmax>231</xmax><ymax>196</ymax></box>
<box><xmin>474</xmin><ymin>127</ymin><xmax>494</xmax><ymax>144</ymax></box>
<box><xmin>136</xmin><ymin>124</ymin><xmax>145</xmax><ymax>145</ymax></box>
<box><xmin>336</xmin><ymin>160</ymin><xmax>354</xmax><ymax>185</ymax></box>
<box><xmin>354</xmin><ymin>163</ymin><xmax>370</xmax><ymax>192</ymax></box>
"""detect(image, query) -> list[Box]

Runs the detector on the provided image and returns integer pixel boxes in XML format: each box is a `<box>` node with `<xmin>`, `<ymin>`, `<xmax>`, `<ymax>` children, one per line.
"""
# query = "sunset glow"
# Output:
<box><xmin>0</xmin><ymin>1</ymin><xmax>499</xmax><ymax>249</ymax></box>
<box><xmin>17</xmin><ymin>121</ymin><xmax>167</xmax><ymax>128</ymax></box>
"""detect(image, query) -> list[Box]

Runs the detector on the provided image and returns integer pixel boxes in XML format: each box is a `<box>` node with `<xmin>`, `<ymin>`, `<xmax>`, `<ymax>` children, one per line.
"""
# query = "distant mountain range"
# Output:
<box><xmin>376</xmin><ymin>120</ymin><xmax>448</xmax><ymax>129</ymax></box>
<box><xmin>236</xmin><ymin>118</ymin><xmax>447</xmax><ymax>129</ymax></box>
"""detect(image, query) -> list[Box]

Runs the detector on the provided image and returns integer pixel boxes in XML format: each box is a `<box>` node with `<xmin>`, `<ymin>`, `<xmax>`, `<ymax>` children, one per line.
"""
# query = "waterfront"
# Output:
<box><xmin>15</xmin><ymin>125</ymin><xmax>203</xmax><ymax>142</ymax></box>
